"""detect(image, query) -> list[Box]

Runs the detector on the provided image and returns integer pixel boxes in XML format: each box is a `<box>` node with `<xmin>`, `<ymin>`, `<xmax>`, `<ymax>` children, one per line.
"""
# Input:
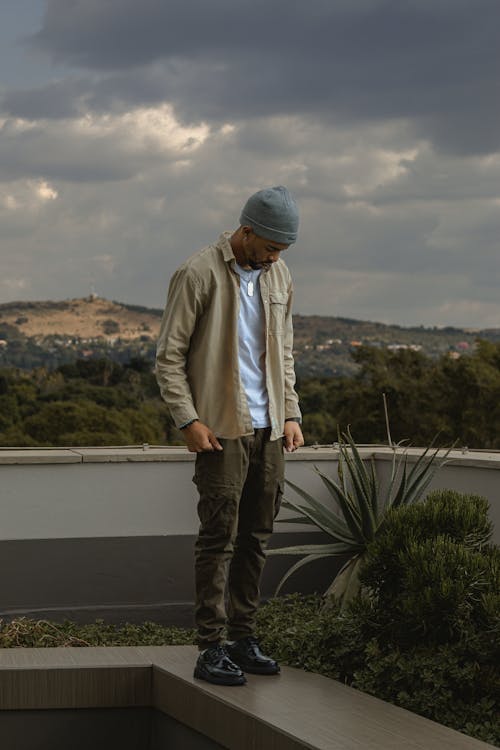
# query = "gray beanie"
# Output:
<box><xmin>240</xmin><ymin>185</ymin><xmax>299</xmax><ymax>244</ymax></box>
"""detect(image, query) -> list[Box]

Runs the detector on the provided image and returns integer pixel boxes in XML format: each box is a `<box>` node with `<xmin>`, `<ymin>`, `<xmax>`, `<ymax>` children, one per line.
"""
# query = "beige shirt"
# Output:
<box><xmin>155</xmin><ymin>232</ymin><xmax>301</xmax><ymax>441</ymax></box>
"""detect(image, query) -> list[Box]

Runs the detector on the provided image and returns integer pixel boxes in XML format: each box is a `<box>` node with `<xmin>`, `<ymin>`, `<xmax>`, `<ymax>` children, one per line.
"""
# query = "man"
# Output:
<box><xmin>156</xmin><ymin>186</ymin><xmax>304</xmax><ymax>686</ymax></box>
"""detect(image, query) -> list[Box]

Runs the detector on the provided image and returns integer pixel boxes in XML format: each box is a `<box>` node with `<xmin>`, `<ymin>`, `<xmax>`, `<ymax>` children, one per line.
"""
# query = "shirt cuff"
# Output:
<box><xmin>179</xmin><ymin>418</ymin><xmax>199</xmax><ymax>430</ymax></box>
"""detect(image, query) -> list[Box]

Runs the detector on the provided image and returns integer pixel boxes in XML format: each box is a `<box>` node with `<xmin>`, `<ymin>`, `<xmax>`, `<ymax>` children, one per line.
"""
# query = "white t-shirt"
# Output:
<box><xmin>234</xmin><ymin>263</ymin><xmax>270</xmax><ymax>428</ymax></box>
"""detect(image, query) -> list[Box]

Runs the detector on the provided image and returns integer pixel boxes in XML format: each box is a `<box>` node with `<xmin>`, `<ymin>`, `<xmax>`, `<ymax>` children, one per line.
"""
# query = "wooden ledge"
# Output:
<box><xmin>0</xmin><ymin>646</ymin><xmax>494</xmax><ymax>750</ymax></box>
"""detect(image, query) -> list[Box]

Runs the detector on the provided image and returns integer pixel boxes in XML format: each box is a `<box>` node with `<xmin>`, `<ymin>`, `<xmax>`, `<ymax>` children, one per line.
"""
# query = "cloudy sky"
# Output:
<box><xmin>1</xmin><ymin>0</ymin><xmax>499</xmax><ymax>328</ymax></box>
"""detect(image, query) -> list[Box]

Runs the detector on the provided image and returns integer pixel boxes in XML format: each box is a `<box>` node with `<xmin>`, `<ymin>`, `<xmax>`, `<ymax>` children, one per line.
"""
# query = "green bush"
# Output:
<box><xmin>256</xmin><ymin>594</ymin><xmax>369</xmax><ymax>683</ymax></box>
<box><xmin>255</xmin><ymin>595</ymin><xmax>499</xmax><ymax>745</ymax></box>
<box><xmin>351</xmin><ymin>640</ymin><xmax>499</xmax><ymax>745</ymax></box>
<box><xmin>348</xmin><ymin>490</ymin><xmax>500</xmax><ymax>743</ymax></box>
<box><xmin>358</xmin><ymin>490</ymin><xmax>498</xmax><ymax>646</ymax></box>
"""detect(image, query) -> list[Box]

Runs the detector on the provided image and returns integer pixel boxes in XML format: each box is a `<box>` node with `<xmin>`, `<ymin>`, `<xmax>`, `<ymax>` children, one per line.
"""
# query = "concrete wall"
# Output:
<box><xmin>0</xmin><ymin>446</ymin><xmax>498</xmax><ymax>624</ymax></box>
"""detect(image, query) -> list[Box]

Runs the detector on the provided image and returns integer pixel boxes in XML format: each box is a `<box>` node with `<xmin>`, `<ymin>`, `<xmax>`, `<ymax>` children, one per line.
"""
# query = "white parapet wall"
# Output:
<box><xmin>0</xmin><ymin>446</ymin><xmax>340</xmax><ymax>540</ymax></box>
<box><xmin>0</xmin><ymin>446</ymin><xmax>498</xmax><ymax>624</ymax></box>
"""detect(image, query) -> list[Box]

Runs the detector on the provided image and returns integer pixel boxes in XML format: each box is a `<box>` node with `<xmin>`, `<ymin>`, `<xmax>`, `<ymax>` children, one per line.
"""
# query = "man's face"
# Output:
<box><xmin>243</xmin><ymin>230</ymin><xmax>289</xmax><ymax>271</ymax></box>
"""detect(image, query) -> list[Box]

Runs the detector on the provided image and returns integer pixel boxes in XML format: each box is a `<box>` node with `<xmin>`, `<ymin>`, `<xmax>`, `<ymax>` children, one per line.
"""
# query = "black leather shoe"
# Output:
<box><xmin>226</xmin><ymin>636</ymin><xmax>280</xmax><ymax>675</ymax></box>
<box><xmin>194</xmin><ymin>645</ymin><xmax>247</xmax><ymax>686</ymax></box>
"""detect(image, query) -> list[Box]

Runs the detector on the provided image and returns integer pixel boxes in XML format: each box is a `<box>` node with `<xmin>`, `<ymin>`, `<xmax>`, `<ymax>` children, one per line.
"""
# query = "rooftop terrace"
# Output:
<box><xmin>0</xmin><ymin>445</ymin><xmax>498</xmax><ymax>749</ymax></box>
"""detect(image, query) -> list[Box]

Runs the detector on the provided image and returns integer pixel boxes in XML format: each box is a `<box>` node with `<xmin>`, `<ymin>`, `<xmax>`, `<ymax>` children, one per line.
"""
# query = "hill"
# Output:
<box><xmin>0</xmin><ymin>296</ymin><xmax>498</xmax><ymax>377</ymax></box>
<box><xmin>0</xmin><ymin>297</ymin><xmax>162</xmax><ymax>341</ymax></box>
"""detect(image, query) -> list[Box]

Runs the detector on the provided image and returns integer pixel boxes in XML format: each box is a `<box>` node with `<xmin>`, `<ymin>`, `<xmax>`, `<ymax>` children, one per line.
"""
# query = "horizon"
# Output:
<box><xmin>0</xmin><ymin>293</ymin><xmax>496</xmax><ymax>334</ymax></box>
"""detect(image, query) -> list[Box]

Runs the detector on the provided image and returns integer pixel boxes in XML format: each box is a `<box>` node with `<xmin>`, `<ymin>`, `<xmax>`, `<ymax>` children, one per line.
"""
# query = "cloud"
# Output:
<box><xmin>22</xmin><ymin>0</ymin><xmax>500</xmax><ymax>155</ymax></box>
<box><xmin>0</xmin><ymin>277</ymin><xmax>30</xmax><ymax>292</ymax></box>
<box><xmin>1</xmin><ymin>178</ymin><xmax>58</xmax><ymax>215</ymax></box>
<box><xmin>0</xmin><ymin>104</ymin><xmax>210</xmax><ymax>182</ymax></box>
<box><xmin>297</xmin><ymin>267</ymin><xmax>500</xmax><ymax>329</ymax></box>
<box><xmin>1</xmin><ymin>78</ymin><xmax>89</xmax><ymax>120</ymax></box>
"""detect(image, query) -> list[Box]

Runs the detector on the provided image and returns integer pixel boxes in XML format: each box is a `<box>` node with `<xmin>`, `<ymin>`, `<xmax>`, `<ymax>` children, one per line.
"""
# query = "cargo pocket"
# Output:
<box><xmin>197</xmin><ymin>492</ymin><xmax>239</xmax><ymax>539</ymax></box>
<box><xmin>269</xmin><ymin>291</ymin><xmax>288</xmax><ymax>334</ymax></box>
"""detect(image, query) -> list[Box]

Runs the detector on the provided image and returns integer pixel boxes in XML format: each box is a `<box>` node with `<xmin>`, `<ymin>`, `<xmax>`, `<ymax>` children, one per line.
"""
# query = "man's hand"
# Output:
<box><xmin>283</xmin><ymin>421</ymin><xmax>304</xmax><ymax>453</ymax></box>
<box><xmin>182</xmin><ymin>421</ymin><xmax>223</xmax><ymax>453</ymax></box>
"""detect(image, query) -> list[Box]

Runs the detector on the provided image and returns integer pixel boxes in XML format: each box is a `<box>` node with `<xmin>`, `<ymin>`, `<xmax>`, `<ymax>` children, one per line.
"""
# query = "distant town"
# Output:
<box><xmin>0</xmin><ymin>296</ymin><xmax>498</xmax><ymax>378</ymax></box>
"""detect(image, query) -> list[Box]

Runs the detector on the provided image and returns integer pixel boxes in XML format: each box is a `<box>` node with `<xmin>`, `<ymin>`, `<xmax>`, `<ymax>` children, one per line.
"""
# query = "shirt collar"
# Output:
<box><xmin>218</xmin><ymin>231</ymin><xmax>236</xmax><ymax>263</ymax></box>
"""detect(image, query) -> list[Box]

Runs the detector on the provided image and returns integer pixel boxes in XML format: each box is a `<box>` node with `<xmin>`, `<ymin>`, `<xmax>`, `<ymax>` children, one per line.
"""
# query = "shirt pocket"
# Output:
<box><xmin>268</xmin><ymin>290</ymin><xmax>288</xmax><ymax>334</ymax></box>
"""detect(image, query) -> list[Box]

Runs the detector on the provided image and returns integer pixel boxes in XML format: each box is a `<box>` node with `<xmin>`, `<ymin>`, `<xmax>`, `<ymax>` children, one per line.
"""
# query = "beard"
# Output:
<box><xmin>249</xmin><ymin>259</ymin><xmax>270</xmax><ymax>271</ymax></box>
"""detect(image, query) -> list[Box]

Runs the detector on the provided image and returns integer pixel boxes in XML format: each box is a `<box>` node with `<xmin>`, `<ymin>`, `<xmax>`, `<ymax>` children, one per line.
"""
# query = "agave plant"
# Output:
<box><xmin>267</xmin><ymin>429</ymin><xmax>452</xmax><ymax>607</ymax></box>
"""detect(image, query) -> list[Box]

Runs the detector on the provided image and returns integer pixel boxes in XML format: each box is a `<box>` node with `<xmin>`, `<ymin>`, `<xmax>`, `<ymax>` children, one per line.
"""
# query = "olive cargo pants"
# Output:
<box><xmin>193</xmin><ymin>428</ymin><xmax>284</xmax><ymax>646</ymax></box>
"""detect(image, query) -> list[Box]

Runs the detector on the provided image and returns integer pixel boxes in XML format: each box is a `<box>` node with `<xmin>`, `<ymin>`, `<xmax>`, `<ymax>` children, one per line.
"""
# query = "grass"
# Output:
<box><xmin>0</xmin><ymin>616</ymin><xmax>196</xmax><ymax>648</ymax></box>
